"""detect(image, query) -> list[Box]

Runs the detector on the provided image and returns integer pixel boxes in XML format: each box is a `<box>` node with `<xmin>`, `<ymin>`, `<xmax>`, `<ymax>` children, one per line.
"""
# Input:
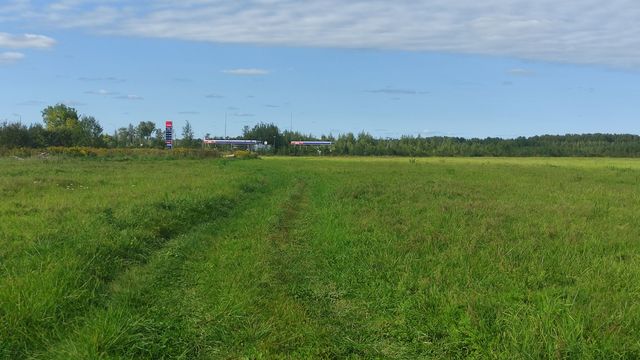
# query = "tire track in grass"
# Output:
<box><xmin>35</xmin><ymin>172</ymin><xmax>324</xmax><ymax>359</ymax></box>
<box><xmin>24</xmin><ymin>178</ymin><xmax>274</xmax><ymax>359</ymax></box>
<box><xmin>271</xmin><ymin>179</ymin><xmax>307</xmax><ymax>245</ymax></box>
<box><xmin>244</xmin><ymin>177</ymin><xmax>339</xmax><ymax>357</ymax></box>
<box><xmin>267</xmin><ymin>179</ymin><xmax>310</xmax><ymax>295</ymax></box>
<box><xmin>248</xmin><ymin>178</ymin><xmax>320</xmax><ymax>357</ymax></box>
<box><xmin>248</xmin><ymin>174</ymin><xmax>376</xmax><ymax>358</ymax></box>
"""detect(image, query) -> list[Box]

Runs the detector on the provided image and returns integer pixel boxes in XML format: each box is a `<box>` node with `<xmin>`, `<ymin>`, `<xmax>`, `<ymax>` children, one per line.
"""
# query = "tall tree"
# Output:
<box><xmin>127</xmin><ymin>124</ymin><xmax>136</xmax><ymax>146</ymax></box>
<box><xmin>0</xmin><ymin>121</ymin><xmax>30</xmax><ymax>147</ymax></box>
<box><xmin>78</xmin><ymin>115</ymin><xmax>104</xmax><ymax>146</ymax></box>
<box><xmin>136</xmin><ymin>121</ymin><xmax>155</xmax><ymax>145</ymax></box>
<box><xmin>116</xmin><ymin>127</ymin><xmax>131</xmax><ymax>147</ymax></box>
<box><xmin>242</xmin><ymin>122</ymin><xmax>281</xmax><ymax>153</ymax></box>
<box><xmin>153</xmin><ymin>128</ymin><xmax>166</xmax><ymax>148</ymax></box>
<box><xmin>41</xmin><ymin>104</ymin><xmax>79</xmax><ymax>130</ymax></box>
<box><xmin>182</xmin><ymin>121</ymin><xmax>195</xmax><ymax>148</ymax></box>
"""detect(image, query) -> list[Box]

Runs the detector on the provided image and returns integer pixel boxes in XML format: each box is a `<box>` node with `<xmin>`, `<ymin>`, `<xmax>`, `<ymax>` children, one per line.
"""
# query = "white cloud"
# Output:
<box><xmin>0</xmin><ymin>51</ymin><xmax>24</xmax><ymax>64</ymax></box>
<box><xmin>0</xmin><ymin>1</ymin><xmax>30</xmax><ymax>20</ymax></box>
<box><xmin>0</xmin><ymin>32</ymin><xmax>56</xmax><ymax>49</ymax></box>
<box><xmin>61</xmin><ymin>100</ymin><xmax>86</xmax><ymax>106</ymax></box>
<box><xmin>222</xmin><ymin>68</ymin><xmax>270</xmax><ymax>76</ymax></box>
<box><xmin>7</xmin><ymin>0</ymin><xmax>640</xmax><ymax>68</ymax></box>
<box><xmin>115</xmin><ymin>94</ymin><xmax>143</xmax><ymax>100</ymax></box>
<box><xmin>49</xmin><ymin>0</ymin><xmax>85</xmax><ymax>12</ymax></box>
<box><xmin>367</xmin><ymin>88</ymin><xmax>428</xmax><ymax>95</ymax></box>
<box><xmin>78</xmin><ymin>76</ymin><xmax>126</xmax><ymax>82</ymax></box>
<box><xmin>85</xmin><ymin>89</ymin><xmax>117</xmax><ymax>95</ymax></box>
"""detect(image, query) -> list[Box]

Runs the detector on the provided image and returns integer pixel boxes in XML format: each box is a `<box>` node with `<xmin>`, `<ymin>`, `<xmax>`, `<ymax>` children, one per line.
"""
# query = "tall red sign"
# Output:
<box><xmin>165</xmin><ymin>120</ymin><xmax>173</xmax><ymax>149</ymax></box>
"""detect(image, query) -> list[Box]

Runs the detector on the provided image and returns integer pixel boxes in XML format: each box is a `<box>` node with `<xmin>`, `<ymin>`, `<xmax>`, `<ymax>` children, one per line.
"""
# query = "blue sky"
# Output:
<box><xmin>1</xmin><ymin>0</ymin><xmax>640</xmax><ymax>138</ymax></box>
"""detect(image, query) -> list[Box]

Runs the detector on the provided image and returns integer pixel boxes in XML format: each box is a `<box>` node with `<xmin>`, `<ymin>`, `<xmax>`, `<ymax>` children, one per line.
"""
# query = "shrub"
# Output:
<box><xmin>0</xmin><ymin>147</ymin><xmax>222</xmax><ymax>159</ymax></box>
<box><xmin>232</xmin><ymin>150</ymin><xmax>259</xmax><ymax>159</ymax></box>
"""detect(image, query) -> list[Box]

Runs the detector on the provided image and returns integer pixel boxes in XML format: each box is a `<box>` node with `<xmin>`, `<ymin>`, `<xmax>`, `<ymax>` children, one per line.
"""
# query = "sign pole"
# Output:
<box><xmin>165</xmin><ymin>120</ymin><xmax>173</xmax><ymax>149</ymax></box>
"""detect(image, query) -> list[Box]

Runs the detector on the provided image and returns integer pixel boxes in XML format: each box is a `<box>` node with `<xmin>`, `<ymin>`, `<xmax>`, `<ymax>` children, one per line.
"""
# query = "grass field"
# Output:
<box><xmin>1</xmin><ymin>156</ymin><xmax>640</xmax><ymax>359</ymax></box>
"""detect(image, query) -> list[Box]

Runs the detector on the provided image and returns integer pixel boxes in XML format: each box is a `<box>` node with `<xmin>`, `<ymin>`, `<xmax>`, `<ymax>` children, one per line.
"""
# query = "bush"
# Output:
<box><xmin>232</xmin><ymin>150</ymin><xmax>259</xmax><ymax>159</ymax></box>
<box><xmin>0</xmin><ymin>147</ymin><xmax>223</xmax><ymax>159</ymax></box>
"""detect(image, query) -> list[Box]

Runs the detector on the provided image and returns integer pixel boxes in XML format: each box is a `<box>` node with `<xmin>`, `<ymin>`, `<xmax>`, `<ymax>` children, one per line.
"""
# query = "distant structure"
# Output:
<box><xmin>290</xmin><ymin>141</ymin><xmax>333</xmax><ymax>146</ymax></box>
<box><xmin>290</xmin><ymin>140</ymin><xmax>333</xmax><ymax>155</ymax></box>
<box><xmin>203</xmin><ymin>139</ymin><xmax>266</xmax><ymax>151</ymax></box>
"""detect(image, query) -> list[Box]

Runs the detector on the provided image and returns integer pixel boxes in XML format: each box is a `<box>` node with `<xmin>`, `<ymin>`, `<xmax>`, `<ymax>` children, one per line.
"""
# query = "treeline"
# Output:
<box><xmin>242</xmin><ymin>123</ymin><xmax>640</xmax><ymax>157</ymax></box>
<box><xmin>0</xmin><ymin>104</ymin><xmax>104</xmax><ymax>148</ymax></box>
<box><xmin>329</xmin><ymin>133</ymin><xmax>640</xmax><ymax>157</ymax></box>
<box><xmin>0</xmin><ymin>104</ymin><xmax>188</xmax><ymax>149</ymax></box>
<box><xmin>2</xmin><ymin>104</ymin><xmax>640</xmax><ymax>157</ymax></box>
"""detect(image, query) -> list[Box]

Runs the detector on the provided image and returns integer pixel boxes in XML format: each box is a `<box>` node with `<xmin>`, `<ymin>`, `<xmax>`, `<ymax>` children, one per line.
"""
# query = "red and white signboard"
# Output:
<box><xmin>165</xmin><ymin>120</ymin><xmax>173</xmax><ymax>149</ymax></box>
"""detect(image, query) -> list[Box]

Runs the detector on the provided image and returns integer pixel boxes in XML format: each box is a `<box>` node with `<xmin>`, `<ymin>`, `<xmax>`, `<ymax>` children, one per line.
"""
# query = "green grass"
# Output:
<box><xmin>1</xmin><ymin>156</ymin><xmax>640</xmax><ymax>358</ymax></box>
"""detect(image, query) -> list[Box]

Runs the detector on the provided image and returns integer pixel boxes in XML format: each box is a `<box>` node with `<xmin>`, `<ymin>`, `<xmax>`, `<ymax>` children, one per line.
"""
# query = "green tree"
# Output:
<box><xmin>41</xmin><ymin>104</ymin><xmax>79</xmax><ymax>130</ymax></box>
<box><xmin>28</xmin><ymin>124</ymin><xmax>48</xmax><ymax>147</ymax></box>
<box><xmin>0</xmin><ymin>121</ymin><xmax>30</xmax><ymax>148</ymax></box>
<box><xmin>153</xmin><ymin>128</ymin><xmax>166</xmax><ymax>148</ymax></box>
<box><xmin>128</xmin><ymin>124</ymin><xmax>136</xmax><ymax>146</ymax></box>
<box><xmin>116</xmin><ymin>127</ymin><xmax>131</xmax><ymax>147</ymax></box>
<box><xmin>182</xmin><ymin>121</ymin><xmax>195</xmax><ymax>148</ymax></box>
<box><xmin>77</xmin><ymin>115</ymin><xmax>104</xmax><ymax>146</ymax></box>
<box><xmin>136</xmin><ymin>121</ymin><xmax>155</xmax><ymax>145</ymax></box>
<box><xmin>242</xmin><ymin>122</ymin><xmax>281</xmax><ymax>153</ymax></box>
<box><xmin>102</xmin><ymin>133</ymin><xmax>116</xmax><ymax>148</ymax></box>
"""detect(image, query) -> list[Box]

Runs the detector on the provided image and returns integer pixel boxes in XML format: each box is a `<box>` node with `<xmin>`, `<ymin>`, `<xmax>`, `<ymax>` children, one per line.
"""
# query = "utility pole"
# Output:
<box><xmin>224</xmin><ymin>112</ymin><xmax>227</xmax><ymax>138</ymax></box>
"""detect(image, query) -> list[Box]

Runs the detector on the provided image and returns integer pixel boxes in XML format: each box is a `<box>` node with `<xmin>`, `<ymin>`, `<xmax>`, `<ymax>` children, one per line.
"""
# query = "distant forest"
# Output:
<box><xmin>2</xmin><ymin>103</ymin><xmax>640</xmax><ymax>157</ymax></box>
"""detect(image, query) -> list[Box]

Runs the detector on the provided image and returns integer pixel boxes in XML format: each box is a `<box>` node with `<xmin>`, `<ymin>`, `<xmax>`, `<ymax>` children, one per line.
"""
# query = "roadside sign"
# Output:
<box><xmin>165</xmin><ymin>120</ymin><xmax>173</xmax><ymax>149</ymax></box>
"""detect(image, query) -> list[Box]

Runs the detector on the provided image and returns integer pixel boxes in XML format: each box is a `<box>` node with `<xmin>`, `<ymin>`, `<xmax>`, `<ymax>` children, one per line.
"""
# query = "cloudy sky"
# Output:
<box><xmin>1</xmin><ymin>0</ymin><xmax>640</xmax><ymax>138</ymax></box>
